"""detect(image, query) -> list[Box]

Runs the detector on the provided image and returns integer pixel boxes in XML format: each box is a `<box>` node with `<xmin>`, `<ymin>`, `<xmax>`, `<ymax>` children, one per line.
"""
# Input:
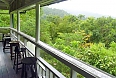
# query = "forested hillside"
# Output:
<box><xmin>0</xmin><ymin>8</ymin><xmax>116</xmax><ymax>77</ymax></box>
<box><xmin>42</xmin><ymin>7</ymin><xmax>69</xmax><ymax>17</ymax></box>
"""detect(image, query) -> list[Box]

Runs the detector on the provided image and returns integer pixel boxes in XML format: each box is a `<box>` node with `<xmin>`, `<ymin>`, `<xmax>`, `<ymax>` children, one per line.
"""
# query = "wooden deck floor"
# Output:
<box><xmin>0</xmin><ymin>42</ymin><xmax>21</xmax><ymax>78</ymax></box>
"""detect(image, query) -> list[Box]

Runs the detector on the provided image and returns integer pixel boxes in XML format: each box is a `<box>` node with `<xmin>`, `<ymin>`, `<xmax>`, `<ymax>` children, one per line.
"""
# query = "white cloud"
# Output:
<box><xmin>47</xmin><ymin>0</ymin><xmax>116</xmax><ymax>17</ymax></box>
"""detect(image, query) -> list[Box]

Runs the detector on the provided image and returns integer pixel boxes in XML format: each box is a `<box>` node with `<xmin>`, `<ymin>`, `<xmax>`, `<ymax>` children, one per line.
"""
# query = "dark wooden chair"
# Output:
<box><xmin>3</xmin><ymin>37</ymin><xmax>11</xmax><ymax>52</ymax></box>
<box><xmin>21</xmin><ymin>57</ymin><xmax>37</xmax><ymax>78</ymax></box>
<box><xmin>13</xmin><ymin>45</ymin><xmax>26</xmax><ymax>74</ymax></box>
<box><xmin>9</xmin><ymin>41</ymin><xmax>19</xmax><ymax>60</ymax></box>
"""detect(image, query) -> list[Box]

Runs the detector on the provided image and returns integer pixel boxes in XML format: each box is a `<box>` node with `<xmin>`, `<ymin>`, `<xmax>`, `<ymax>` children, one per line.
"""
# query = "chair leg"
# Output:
<box><xmin>24</xmin><ymin>64</ymin><xmax>27</xmax><ymax>78</ymax></box>
<box><xmin>3</xmin><ymin>40</ymin><xmax>6</xmax><ymax>52</ymax></box>
<box><xmin>21</xmin><ymin>64</ymin><xmax>24</xmax><ymax>78</ymax></box>
<box><xmin>13</xmin><ymin>52</ymin><xmax>19</xmax><ymax>74</ymax></box>
<box><xmin>22</xmin><ymin>52</ymin><xmax>25</xmax><ymax>58</ymax></box>
<box><xmin>13</xmin><ymin>52</ymin><xmax>16</xmax><ymax>69</ymax></box>
<box><xmin>31</xmin><ymin>65</ymin><xmax>34</xmax><ymax>78</ymax></box>
<box><xmin>21</xmin><ymin>64</ymin><xmax>27</xmax><ymax>78</ymax></box>
<box><xmin>16</xmin><ymin>53</ymin><xmax>18</xmax><ymax>74</ymax></box>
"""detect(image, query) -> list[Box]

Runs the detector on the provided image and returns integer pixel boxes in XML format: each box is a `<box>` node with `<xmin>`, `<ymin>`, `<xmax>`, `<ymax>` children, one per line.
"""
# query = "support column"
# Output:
<box><xmin>17</xmin><ymin>11</ymin><xmax>20</xmax><ymax>40</ymax></box>
<box><xmin>35</xmin><ymin>3</ymin><xmax>40</xmax><ymax>57</ymax></box>
<box><xmin>10</xmin><ymin>14</ymin><xmax>14</xmax><ymax>28</ymax></box>
<box><xmin>35</xmin><ymin>3</ymin><xmax>40</xmax><ymax>78</ymax></box>
<box><xmin>10</xmin><ymin>14</ymin><xmax>14</xmax><ymax>37</ymax></box>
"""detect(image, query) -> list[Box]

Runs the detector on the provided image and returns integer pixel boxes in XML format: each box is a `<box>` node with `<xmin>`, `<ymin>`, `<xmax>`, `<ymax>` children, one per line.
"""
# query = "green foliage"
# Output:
<box><xmin>43</xmin><ymin>13</ymin><xmax>116</xmax><ymax>76</ymax></box>
<box><xmin>0</xmin><ymin>10</ymin><xmax>10</xmax><ymax>26</ymax></box>
<box><xmin>20</xmin><ymin>9</ymin><xmax>36</xmax><ymax>37</ymax></box>
<box><xmin>83</xmin><ymin>43</ymin><xmax>116</xmax><ymax>76</ymax></box>
<box><xmin>109</xmin><ymin>41</ymin><xmax>116</xmax><ymax>52</ymax></box>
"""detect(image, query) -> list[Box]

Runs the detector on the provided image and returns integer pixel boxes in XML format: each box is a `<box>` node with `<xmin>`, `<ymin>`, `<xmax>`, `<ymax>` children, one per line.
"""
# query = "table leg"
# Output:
<box><xmin>10</xmin><ymin>45</ymin><xmax>12</xmax><ymax>60</ymax></box>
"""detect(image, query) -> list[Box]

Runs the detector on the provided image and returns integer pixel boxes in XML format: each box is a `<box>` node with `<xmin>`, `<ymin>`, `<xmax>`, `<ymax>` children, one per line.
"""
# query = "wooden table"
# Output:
<box><xmin>9</xmin><ymin>41</ymin><xmax>19</xmax><ymax>60</ymax></box>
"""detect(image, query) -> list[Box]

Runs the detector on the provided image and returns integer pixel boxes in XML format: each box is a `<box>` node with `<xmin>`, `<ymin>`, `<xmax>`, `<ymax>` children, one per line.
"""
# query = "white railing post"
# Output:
<box><xmin>35</xmin><ymin>3</ymin><xmax>40</xmax><ymax>78</ymax></box>
<box><xmin>17</xmin><ymin>11</ymin><xmax>20</xmax><ymax>40</ymax></box>
<box><xmin>50</xmin><ymin>72</ymin><xmax>53</xmax><ymax>78</ymax></box>
<box><xmin>24</xmin><ymin>39</ymin><xmax>27</xmax><ymax>46</ymax></box>
<box><xmin>45</xmin><ymin>68</ymin><xmax>49</xmax><ymax>78</ymax></box>
<box><xmin>24</xmin><ymin>39</ymin><xmax>29</xmax><ymax>56</ymax></box>
<box><xmin>70</xmin><ymin>69</ymin><xmax>77</xmax><ymax>78</ymax></box>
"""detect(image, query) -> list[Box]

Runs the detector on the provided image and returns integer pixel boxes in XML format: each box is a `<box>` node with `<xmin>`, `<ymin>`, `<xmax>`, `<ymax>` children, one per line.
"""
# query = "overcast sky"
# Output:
<box><xmin>47</xmin><ymin>0</ymin><xmax>116</xmax><ymax>17</ymax></box>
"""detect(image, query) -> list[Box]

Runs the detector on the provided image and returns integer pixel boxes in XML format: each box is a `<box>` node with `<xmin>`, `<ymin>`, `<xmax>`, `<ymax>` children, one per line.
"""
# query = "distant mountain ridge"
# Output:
<box><xmin>65</xmin><ymin>10</ymin><xmax>110</xmax><ymax>18</ymax></box>
<box><xmin>42</xmin><ymin>7</ymin><xmax>69</xmax><ymax>17</ymax></box>
<box><xmin>42</xmin><ymin>7</ymin><xmax>114</xmax><ymax>18</ymax></box>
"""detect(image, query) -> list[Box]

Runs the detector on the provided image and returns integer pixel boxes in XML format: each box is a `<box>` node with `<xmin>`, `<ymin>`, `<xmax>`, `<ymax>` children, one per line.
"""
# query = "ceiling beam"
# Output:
<box><xmin>1</xmin><ymin>0</ymin><xmax>9</xmax><ymax>5</ymax></box>
<box><xmin>0</xmin><ymin>2</ymin><xmax>8</xmax><ymax>7</ymax></box>
<box><xmin>10</xmin><ymin>0</ymin><xmax>14</xmax><ymax>5</ymax></box>
<box><xmin>0</xmin><ymin>6</ymin><xmax>8</xmax><ymax>10</ymax></box>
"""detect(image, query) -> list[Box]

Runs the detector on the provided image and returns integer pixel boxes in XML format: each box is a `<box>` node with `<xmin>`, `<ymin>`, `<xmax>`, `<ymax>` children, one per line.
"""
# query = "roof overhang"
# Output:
<box><xmin>0</xmin><ymin>0</ymin><xmax>66</xmax><ymax>13</ymax></box>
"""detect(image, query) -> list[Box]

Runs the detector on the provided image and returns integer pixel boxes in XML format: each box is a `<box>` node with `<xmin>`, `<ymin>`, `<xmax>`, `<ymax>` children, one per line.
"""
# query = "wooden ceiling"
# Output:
<box><xmin>0</xmin><ymin>0</ymin><xmax>66</xmax><ymax>13</ymax></box>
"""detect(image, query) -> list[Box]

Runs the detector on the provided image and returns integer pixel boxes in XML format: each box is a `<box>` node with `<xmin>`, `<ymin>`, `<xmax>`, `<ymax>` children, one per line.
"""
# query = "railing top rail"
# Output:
<box><xmin>10</xmin><ymin>27</ymin><xmax>116</xmax><ymax>78</ymax></box>
<box><xmin>0</xmin><ymin>27</ymin><xmax>10</xmax><ymax>29</ymax></box>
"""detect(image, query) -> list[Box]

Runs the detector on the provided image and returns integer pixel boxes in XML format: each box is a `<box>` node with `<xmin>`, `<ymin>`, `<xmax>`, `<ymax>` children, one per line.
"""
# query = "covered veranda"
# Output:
<box><xmin>0</xmin><ymin>0</ymin><xmax>115</xmax><ymax>78</ymax></box>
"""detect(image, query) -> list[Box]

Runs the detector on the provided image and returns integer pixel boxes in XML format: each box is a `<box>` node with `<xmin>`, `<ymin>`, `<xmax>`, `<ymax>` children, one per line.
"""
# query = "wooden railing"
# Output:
<box><xmin>1</xmin><ymin>27</ymin><xmax>116</xmax><ymax>78</ymax></box>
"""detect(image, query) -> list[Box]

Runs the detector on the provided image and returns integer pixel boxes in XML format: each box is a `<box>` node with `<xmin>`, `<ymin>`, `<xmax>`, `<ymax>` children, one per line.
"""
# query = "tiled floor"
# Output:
<box><xmin>0</xmin><ymin>42</ymin><xmax>21</xmax><ymax>78</ymax></box>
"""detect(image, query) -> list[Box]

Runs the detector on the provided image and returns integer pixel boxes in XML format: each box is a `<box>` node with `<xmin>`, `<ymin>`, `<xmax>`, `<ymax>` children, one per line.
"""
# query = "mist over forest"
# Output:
<box><xmin>43</xmin><ymin>7</ymin><xmax>113</xmax><ymax>18</ymax></box>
